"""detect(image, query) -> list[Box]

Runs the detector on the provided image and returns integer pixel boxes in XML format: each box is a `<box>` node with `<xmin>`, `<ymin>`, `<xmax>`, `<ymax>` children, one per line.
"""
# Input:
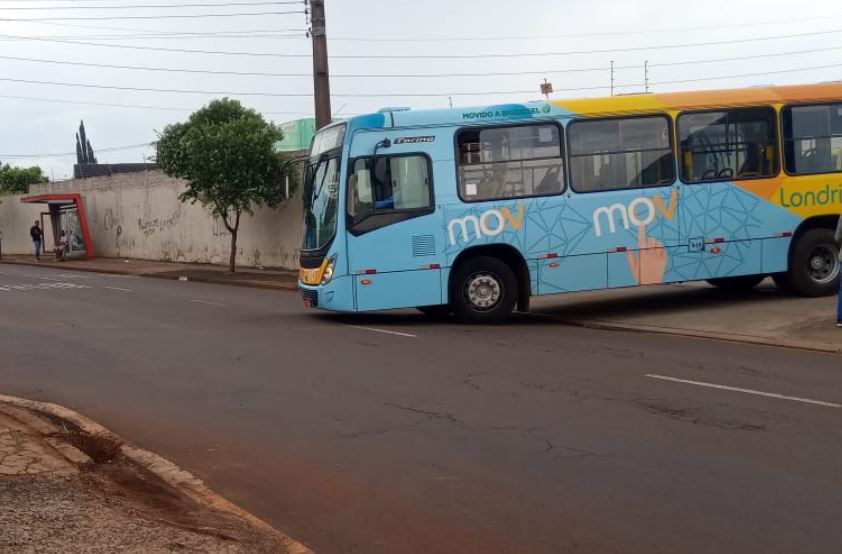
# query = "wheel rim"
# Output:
<box><xmin>806</xmin><ymin>244</ymin><xmax>840</xmax><ymax>284</ymax></box>
<box><xmin>464</xmin><ymin>272</ymin><xmax>503</xmax><ymax>311</ymax></box>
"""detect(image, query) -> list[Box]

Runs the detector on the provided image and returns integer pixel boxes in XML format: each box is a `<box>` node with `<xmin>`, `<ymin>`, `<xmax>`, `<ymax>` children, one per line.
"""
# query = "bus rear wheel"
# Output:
<box><xmin>775</xmin><ymin>228</ymin><xmax>840</xmax><ymax>297</ymax></box>
<box><xmin>451</xmin><ymin>256</ymin><xmax>517</xmax><ymax>324</ymax></box>
<box><xmin>706</xmin><ymin>275</ymin><xmax>765</xmax><ymax>291</ymax></box>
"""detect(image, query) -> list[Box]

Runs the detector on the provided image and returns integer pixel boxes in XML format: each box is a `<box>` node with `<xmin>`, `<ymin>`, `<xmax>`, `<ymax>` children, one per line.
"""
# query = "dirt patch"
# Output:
<box><xmin>0</xmin><ymin>405</ymin><xmax>307</xmax><ymax>553</ymax></box>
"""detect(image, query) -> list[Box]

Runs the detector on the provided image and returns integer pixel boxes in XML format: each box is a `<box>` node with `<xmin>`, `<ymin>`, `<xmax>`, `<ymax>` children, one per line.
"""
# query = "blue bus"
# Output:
<box><xmin>299</xmin><ymin>83</ymin><xmax>842</xmax><ymax>323</ymax></box>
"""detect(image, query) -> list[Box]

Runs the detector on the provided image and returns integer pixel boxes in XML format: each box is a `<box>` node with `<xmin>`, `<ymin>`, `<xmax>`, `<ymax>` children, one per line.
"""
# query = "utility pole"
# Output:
<box><xmin>309</xmin><ymin>0</ymin><xmax>332</xmax><ymax>130</ymax></box>
<box><xmin>644</xmin><ymin>60</ymin><xmax>650</xmax><ymax>93</ymax></box>
<box><xmin>610</xmin><ymin>60</ymin><xmax>615</xmax><ymax>96</ymax></box>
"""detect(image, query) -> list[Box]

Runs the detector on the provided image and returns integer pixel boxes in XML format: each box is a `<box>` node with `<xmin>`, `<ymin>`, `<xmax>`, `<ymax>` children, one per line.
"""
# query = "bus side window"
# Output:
<box><xmin>782</xmin><ymin>103</ymin><xmax>842</xmax><ymax>175</ymax></box>
<box><xmin>348</xmin><ymin>154</ymin><xmax>433</xmax><ymax>224</ymax></box>
<box><xmin>568</xmin><ymin>115</ymin><xmax>674</xmax><ymax>193</ymax></box>
<box><xmin>678</xmin><ymin>107</ymin><xmax>778</xmax><ymax>182</ymax></box>
<box><xmin>456</xmin><ymin>123</ymin><xmax>565</xmax><ymax>201</ymax></box>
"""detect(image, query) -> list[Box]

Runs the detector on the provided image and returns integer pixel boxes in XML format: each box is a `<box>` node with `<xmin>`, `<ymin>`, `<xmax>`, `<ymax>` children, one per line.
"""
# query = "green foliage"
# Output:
<box><xmin>0</xmin><ymin>163</ymin><xmax>48</xmax><ymax>195</ymax></box>
<box><xmin>155</xmin><ymin>98</ymin><xmax>290</xmax><ymax>271</ymax></box>
<box><xmin>76</xmin><ymin>120</ymin><xmax>97</xmax><ymax>165</ymax></box>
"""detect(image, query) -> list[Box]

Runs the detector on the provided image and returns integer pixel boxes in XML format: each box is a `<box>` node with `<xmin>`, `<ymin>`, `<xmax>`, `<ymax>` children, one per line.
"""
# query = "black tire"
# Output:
<box><xmin>780</xmin><ymin>228</ymin><xmax>840</xmax><ymax>297</ymax></box>
<box><xmin>417</xmin><ymin>305</ymin><xmax>451</xmax><ymax>318</ymax></box>
<box><xmin>450</xmin><ymin>256</ymin><xmax>518</xmax><ymax>324</ymax></box>
<box><xmin>706</xmin><ymin>275</ymin><xmax>765</xmax><ymax>291</ymax></box>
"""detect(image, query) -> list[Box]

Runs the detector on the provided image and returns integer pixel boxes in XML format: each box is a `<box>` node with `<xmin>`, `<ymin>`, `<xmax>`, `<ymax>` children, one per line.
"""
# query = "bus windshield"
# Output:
<box><xmin>302</xmin><ymin>155</ymin><xmax>341</xmax><ymax>252</ymax></box>
<box><xmin>302</xmin><ymin>124</ymin><xmax>346</xmax><ymax>252</ymax></box>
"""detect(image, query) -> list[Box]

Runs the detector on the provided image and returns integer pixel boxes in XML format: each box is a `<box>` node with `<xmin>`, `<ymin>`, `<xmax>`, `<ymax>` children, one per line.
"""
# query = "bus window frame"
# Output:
<box><xmin>453</xmin><ymin>120</ymin><xmax>567</xmax><ymax>204</ymax></box>
<box><xmin>345</xmin><ymin>151</ymin><xmax>436</xmax><ymax>236</ymax></box>
<box><xmin>566</xmin><ymin>112</ymin><xmax>677</xmax><ymax>195</ymax></box>
<box><xmin>780</xmin><ymin>101</ymin><xmax>842</xmax><ymax>177</ymax></box>
<box><xmin>677</xmin><ymin>105</ymin><xmax>781</xmax><ymax>185</ymax></box>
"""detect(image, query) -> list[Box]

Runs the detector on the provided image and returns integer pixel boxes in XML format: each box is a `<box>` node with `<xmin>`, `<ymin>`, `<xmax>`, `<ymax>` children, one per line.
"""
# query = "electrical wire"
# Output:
<box><xmin>2</xmin><ymin>28</ymin><xmax>841</xmax><ymax>59</ymax></box>
<box><xmin>0</xmin><ymin>93</ymin><xmax>314</xmax><ymax>117</ymax></box>
<box><xmin>3</xmin><ymin>44</ymin><xmax>842</xmax><ymax>79</ymax></box>
<box><xmin>0</xmin><ymin>1</ymin><xmax>304</xmax><ymax>10</ymax></box>
<box><xmin>1</xmin><ymin>142</ymin><xmax>154</xmax><ymax>159</ymax></box>
<box><xmin>0</xmin><ymin>10</ymin><xmax>304</xmax><ymax>21</ymax></box>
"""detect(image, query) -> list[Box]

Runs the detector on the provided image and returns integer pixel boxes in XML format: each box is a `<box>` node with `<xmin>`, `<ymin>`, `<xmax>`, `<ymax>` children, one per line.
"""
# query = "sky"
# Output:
<box><xmin>0</xmin><ymin>0</ymin><xmax>840</xmax><ymax>179</ymax></box>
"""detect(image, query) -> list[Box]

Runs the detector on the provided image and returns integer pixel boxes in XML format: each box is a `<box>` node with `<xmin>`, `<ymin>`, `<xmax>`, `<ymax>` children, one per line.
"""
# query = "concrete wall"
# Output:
<box><xmin>0</xmin><ymin>170</ymin><xmax>304</xmax><ymax>269</ymax></box>
<box><xmin>0</xmin><ymin>194</ymin><xmax>49</xmax><ymax>257</ymax></box>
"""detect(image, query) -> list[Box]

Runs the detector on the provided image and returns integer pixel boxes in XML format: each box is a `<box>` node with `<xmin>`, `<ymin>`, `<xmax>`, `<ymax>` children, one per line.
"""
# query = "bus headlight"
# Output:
<box><xmin>321</xmin><ymin>255</ymin><xmax>338</xmax><ymax>285</ymax></box>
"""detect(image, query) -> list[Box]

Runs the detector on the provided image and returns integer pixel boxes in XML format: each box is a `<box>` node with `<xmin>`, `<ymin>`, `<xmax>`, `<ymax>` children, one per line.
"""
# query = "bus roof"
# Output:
<box><xmin>345</xmin><ymin>82</ymin><xmax>842</xmax><ymax>131</ymax></box>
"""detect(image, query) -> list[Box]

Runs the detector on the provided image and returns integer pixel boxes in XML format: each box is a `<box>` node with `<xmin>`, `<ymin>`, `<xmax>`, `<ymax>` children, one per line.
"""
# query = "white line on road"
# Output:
<box><xmin>105</xmin><ymin>287</ymin><xmax>132</xmax><ymax>292</ymax></box>
<box><xmin>188</xmin><ymin>299</ymin><xmax>228</xmax><ymax>308</ymax></box>
<box><xmin>344</xmin><ymin>324</ymin><xmax>418</xmax><ymax>338</ymax></box>
<box><xmin>646</xmin><ymin>374</ymin><xmax>842</xmax><ymax>409</ymax></box>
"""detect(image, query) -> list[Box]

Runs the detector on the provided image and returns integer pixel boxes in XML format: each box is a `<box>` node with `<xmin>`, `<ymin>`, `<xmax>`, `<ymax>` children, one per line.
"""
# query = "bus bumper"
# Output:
<box><xmin>298</xmin><ymin>275</ymin><xmax>355</xmax><ymax>312</ymax></box>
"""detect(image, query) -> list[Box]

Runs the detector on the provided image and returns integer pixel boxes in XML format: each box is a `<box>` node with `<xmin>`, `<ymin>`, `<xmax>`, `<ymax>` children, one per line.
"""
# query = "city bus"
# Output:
<box><xmin>299</xmin><ymin>82</ymin><xmax>842</xmax><ymax>323</ymax></box>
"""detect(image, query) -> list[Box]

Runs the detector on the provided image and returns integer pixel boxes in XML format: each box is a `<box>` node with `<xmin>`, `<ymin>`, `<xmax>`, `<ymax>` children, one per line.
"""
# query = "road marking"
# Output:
<box><xmin>105</xmin><ymin>287</ymin><xmax>132</xmax><ymax>292</ymax></box>
<box><xmin>0</xmin><ymin>282</ymin><xmax>90</xmax><ymax>292</ymax></box>
<box><xmin>188</xmin><ymin>299</ymin><xmax>228</xmax><ymax>307</ymax></box>
<box><xmin>646</xmin><ymin>374</ymin><xmax>842</xmax><ymax>409</ymax></box>
<box><xmin>344</xmin><ymin>324</ymin><xmax>418</xmax><ymax>338</ymax></box>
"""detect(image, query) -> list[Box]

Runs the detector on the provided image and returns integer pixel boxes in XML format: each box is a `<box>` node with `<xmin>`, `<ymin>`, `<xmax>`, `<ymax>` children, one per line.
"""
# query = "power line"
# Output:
<box><xmin>0</xmin><ymin>93</ymin><xmax>314</xmax><ymax>117</ymax></box>
<box><xmin>0</xmin><ymin>31</ymin><xmax>306</xmax><ymax>41</ymax></box>
<box><xmin>2</xmin><ymin>27</ymin><xmax>842</xmax><ymax>59</ymax></box>
<box><xmin>4</xmin><ymin>44</ymin><xmax>842</xmax><ymax>79</ymax></box>
<box><xmin>649</xmin><ymin>61</ymin><xmax>842</xmax><ymax>86</ymax></box>
<box><xmin>0</xmin><ymin>9</ymin><xmax>304</xmax><ymax>21</ymax></box>
<box><xmin>1</xmin><ymin>142</ymin><xmax>154</xmax><ymax>159</ymax></box>
<box><xmin>0</xmin><ymin>1</ymin><xmax>303</xmax><ymax>10</ymax></box>
<box><xmin>328</xmin><ymin>14</ymin><xmax>842</xmax><ymax>42</ymax></box>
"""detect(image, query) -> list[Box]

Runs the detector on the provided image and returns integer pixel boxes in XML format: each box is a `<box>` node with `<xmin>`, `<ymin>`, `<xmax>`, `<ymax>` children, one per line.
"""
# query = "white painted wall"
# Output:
<box><xmin>0</xmin><ymin>170</ymin><xmax>304</xmax><ymax>269</ymax></box>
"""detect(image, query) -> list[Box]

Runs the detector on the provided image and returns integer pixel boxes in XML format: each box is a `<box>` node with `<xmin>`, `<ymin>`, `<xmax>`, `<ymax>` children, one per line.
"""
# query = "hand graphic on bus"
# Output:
<box><xmin>627</xmin><ymin>224</ymin><xmax>667</xmax><ymax>285</ymax></box>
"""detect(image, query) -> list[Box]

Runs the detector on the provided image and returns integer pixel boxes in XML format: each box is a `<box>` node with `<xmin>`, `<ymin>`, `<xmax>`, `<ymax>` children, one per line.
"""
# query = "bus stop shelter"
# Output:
<box><xmin>20</xmin><ymin>193</ymin><xmax>94</xmax><ymax>259</ymax></box>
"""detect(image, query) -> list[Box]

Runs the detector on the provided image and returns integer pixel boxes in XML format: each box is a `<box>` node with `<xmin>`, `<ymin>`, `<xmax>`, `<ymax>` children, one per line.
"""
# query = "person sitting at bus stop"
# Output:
<box><xmin>835</xmin><ymin>213</ymin><xmax>842</xmax><ymax>327</ymax></box>
<box><xmin>54</xmin><ymin>231</ymin><xmax>68</xmax><ymax>262</ymax></box>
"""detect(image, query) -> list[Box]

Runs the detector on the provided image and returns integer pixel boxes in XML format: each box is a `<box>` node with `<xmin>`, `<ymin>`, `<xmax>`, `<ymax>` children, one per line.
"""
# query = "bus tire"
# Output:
<box><xmin>706</xmin><ymin>275</ymin><xmax>765</xmax><ymax>291</ymax></box>
<box><xmin>451</xmin><ymin>256</ymin><xmax>517</xmax><ymax>324</ymax></box>
<box><xmin>417</xmin><ymin>305</ymin><xmax>451</xmax><ymax>318</ymax></box>
<box><xmin>780</xmin><ymin>228</ymin><xmax>840</xmax><ymax>297</ymax></box>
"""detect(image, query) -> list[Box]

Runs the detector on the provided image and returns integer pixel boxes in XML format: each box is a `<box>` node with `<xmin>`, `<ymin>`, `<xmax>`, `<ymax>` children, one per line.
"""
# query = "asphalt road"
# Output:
<box><xmin>1</xmin><ymin>263</ymin><xmax>841</xmax><ymax>554</ymax></box>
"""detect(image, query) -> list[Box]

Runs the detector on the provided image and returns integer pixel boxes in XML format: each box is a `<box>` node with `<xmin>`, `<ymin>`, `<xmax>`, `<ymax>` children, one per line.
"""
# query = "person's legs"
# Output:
<box><xmin>837</xmin><ymin>276</ymin><xmax>842</xmax><ymax>326</ymax></box>
<box><xmin>34</xmin><ymin>239</ymin><xmax>41</xmax><ymax>260</ymax></box>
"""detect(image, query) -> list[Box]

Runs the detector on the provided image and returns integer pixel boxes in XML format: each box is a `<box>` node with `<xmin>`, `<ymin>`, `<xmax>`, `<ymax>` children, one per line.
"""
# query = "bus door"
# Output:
<box><xmin>558</xmin><ymin>115</ymin><xmax>681</xmax><ymax>289</ymax></box>
<box><xmin>345</xmin><ymin>131</ymin><xmax>445</xmax><ymax>311</ymax></box>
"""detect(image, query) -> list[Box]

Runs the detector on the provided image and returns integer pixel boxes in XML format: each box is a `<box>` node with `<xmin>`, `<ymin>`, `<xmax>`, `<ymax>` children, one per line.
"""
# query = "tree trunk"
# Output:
<box><xmin>221</xmin><ymin>209</ymin><xmax>242</xmax><ymax>274</ymax></box>
<box><xmin>228</xmin><ymin>229</ymin><xmax>238</xmax><ymax>273</ymax></box>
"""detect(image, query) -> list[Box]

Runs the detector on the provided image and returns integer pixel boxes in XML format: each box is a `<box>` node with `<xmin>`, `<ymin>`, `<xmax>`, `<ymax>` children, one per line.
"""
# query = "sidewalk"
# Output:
<box><xmin>0</xmin><ymin>254</ymin><xmax>298</xmax><ymax>291</ymax></box>
<box><xmin>532</xmin><ymin>280</ymin><xmax>842</xmax><ymax>355</ymax></box>
<box><xmin>0</xmin><ymin>396</ymin><xmax>313</xmax><ymax>554</ymax></box>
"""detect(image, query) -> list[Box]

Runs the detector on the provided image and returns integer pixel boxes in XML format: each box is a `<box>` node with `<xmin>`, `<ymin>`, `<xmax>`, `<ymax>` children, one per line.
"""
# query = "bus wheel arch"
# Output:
<box><xmin>448</xmin><ymin>245</ymin><xmax>531</xmax><ymax>323</ymax></box>
<box><xmin>774</xmin><ymin>216</ymin><xmax>840</xmax><ymax>297</ymax></box>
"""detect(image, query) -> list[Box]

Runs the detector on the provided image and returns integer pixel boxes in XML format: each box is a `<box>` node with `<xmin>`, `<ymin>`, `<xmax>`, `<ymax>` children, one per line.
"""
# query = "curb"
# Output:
<box><xmin>0</xmin><ymin>259</ymin><xmax>299</xmax><ymax>292</ymax></box>
<box><xmin>0</xmin><ymin>394</ymin><xmax>314</xmax><ymax>554</ymax></box>
<box><xmin>558</xmin><ymin>317</ymin><xmax>842</xmax><ymax>355</ymax></box>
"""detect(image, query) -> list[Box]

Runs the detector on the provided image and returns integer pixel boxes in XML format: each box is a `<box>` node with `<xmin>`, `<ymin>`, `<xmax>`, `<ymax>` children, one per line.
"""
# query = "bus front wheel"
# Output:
<box><xmin>451</xmin><ymin>256</ymin><xmax>518</xmax><ymax>324</ymax></box>
<box><xmin>774</xmin><ymin>228</ymin><xmax>840</xmax><ymax>297</ymax></box>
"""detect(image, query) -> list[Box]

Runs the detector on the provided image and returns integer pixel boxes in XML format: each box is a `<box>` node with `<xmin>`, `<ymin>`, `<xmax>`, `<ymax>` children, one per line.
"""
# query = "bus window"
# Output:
<box><xmin>456</xmin><ymin>123</ymin><xmax>565</xmax><ymax>201</ymax></box>
<box><xmin>782</xmin><ymin>103</ymin><xmax>842</xmax><ymax>175</ymax></box>
<box><xmin>569</xmin><ymin>115</ymin><xmax>674</xmax><ymax>193</ymax></box>
<box><xmin>679</xmin><ymin>107</ymin><xmax>778</xmax><ymax>182</ymax></box>
<box><xmin>348</xmin><ymin>154</ymin><xmax>432</xmax><ymax>224</ymax></box>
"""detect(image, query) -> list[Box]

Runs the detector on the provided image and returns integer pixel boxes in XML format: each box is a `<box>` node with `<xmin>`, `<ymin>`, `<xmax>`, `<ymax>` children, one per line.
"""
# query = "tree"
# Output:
<box><xmin>155</xmin><ymin>98</ymin><xmax>290</xmax><ymax>273</ymax></box>
<box><xmin>0</xmin><ymin>162</ymin><xmax>48</xmax><ymax>194</ymax></box>
<box><xmin>76</xmin><ymin>120</ymin><xmax>97</xmax><ymax>165</ymax></box>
